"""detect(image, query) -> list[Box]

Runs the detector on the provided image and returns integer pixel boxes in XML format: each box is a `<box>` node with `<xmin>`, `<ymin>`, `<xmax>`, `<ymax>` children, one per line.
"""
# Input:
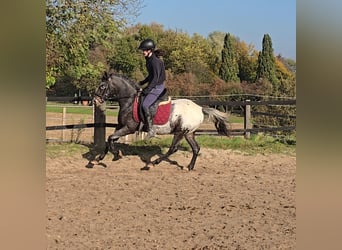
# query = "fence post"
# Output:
<box><xmin>244</xmin><ymin>99</ymin><xmax>251</xmax><ymax>139</ymax></box>
<box><xmin>94</xmin><ymin>103</ymin><xmax>106</xmax><ymax>150</ymax></box>
<box><xmin>62</xmin><ymin>107</ymin><xmax>66</xmax><ymax>141</ymax></box>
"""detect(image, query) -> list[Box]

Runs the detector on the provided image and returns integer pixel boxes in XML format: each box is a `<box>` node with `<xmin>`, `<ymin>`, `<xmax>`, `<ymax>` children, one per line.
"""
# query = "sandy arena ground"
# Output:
<box><xmin>46</xmin><ymin>144</ymin><xmax>296</xmax><ymax>249</ymax></box>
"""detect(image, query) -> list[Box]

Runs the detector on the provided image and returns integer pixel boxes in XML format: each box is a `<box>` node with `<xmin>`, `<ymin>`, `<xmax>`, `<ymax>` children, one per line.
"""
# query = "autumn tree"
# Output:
<box><xmin>219</xmin><ymin>33</ymin><xmax>239</xmax><ymax>82</ymax></box>
<box><xmin>235</xmin><ymin>40</ymin><xmax>258</xmax><ymax>83</ymax></box>
<box><xmin>164</xmin><ymin>33</ymin><xmax>208</xmax><ymax>74</ymax></box>
<box><xmin>207</xmin><ymin>31</ymin><xmax>225</xmax><ymax>74</ymax></box>
<box><xmin>46</xmin><ymin>0</ymin><xmax>142</xmax><ymax>93</ymax></box>
<box><xmin>207</xmin><ymin>31</ymin><xmax>225</xmax><ymax>58</ymax></box>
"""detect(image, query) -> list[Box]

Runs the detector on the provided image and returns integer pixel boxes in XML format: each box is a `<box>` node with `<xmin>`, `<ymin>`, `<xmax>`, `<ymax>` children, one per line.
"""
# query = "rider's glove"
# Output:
<box><xmin>142</xmin><ymin>88</ymin><xmax>149</xmax><ymax>95</ymax></box>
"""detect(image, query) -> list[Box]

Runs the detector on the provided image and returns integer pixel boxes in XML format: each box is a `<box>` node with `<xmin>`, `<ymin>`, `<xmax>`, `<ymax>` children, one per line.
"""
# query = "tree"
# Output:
<box><xmin>108</xmin><ymin>36</ymin><xmax>140</xmax><ymax>77</ymax></box>
<box><xmin>255</xmin><ymin>34</ymin><xmax>278</xmax><ymax>86</ymax></box>
<box><xmin>253</xmin><ymin>35</ymin><xmax>296</xmax><ymax>133</ymax></box>
<box><xmin>235</xmin><ymin>40</ymin><xmax>258</xmax><ymax>83</ymax></box>
<box><xmin>207</xmin><ymin>31</ymin><xmax>226</xmax><ymax>58</ymax></box>
<box><xmin>46</xmin><ymin>0</ymin><xmax>142</xmax><ymax>91</ymax></box>
<box><xmin>207</xmin><ymin>31</ymin><xmax>225</xmax><ymax>74</ymax></box>
<box><xmin>219</xmin><ymin>33</ymin><xmax>239</xmax><ymax>82</ymax></box>
<box><xmin>276</xmin><ymin>54</ymin><xmax>296</xmax><ymax>74</ymax></box>
<box><xmin>159</xmin><ymin>31</ymin><xmax>213</xmax><ymax>81</ymax></box>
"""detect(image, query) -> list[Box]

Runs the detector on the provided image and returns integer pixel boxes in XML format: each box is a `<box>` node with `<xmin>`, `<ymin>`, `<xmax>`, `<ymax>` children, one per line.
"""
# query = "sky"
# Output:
<box><xmin>132</xmin><ymin>0</ymin><xmax>296</xmax><ymax>60</ymax></box>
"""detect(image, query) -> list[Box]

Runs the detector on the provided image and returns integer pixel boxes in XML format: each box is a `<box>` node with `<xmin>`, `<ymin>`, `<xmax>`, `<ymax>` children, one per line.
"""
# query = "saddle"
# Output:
<box><xmin>133</xmin><ymin>89</ymin><xmax>171</xmax><ymax>125</ymax></box>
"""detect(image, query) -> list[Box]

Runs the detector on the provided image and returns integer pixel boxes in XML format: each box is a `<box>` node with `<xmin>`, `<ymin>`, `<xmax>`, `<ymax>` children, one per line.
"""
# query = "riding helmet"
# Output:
<box><xmin>138</xmin><ymin>39</ymin><xmax>156</xmax><ymax>51</ymax></box>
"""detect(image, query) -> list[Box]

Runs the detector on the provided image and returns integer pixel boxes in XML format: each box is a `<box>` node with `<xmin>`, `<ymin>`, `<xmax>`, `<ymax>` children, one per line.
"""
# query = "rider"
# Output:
<box><xmin>137</xmin><ymin>38</ymin><xmax>166</xmax><ymax>139</ymax></box>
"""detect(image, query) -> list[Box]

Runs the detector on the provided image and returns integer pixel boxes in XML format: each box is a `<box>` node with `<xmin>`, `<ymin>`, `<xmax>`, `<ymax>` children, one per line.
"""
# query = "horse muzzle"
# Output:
<box><xmin>93</xmin><ymin>96</ymin><xmax>107</xmax><ymax>111</ymax></box>
<box><xmin>93</xmin><ymin>95</ymin><xmax>104</xmax><ymax>105</ymax></box>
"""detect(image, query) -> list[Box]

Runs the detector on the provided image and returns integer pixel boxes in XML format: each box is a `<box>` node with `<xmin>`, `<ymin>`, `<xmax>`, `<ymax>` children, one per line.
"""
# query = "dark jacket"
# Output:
<box><xmin>139</xmin><ymin>53</ymin><xmax>166</xmax><ymax>92</ymax></box>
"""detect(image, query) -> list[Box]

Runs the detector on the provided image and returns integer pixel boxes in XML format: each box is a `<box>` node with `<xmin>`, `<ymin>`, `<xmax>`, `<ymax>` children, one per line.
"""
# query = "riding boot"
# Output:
<box><xmin>144</xmin><ymin>110</ymin><xmax>156</xmax><ymax>140</ymax></box>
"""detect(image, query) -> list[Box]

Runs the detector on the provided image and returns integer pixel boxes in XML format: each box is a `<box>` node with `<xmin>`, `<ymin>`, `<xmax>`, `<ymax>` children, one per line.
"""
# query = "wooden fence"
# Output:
<box><xmin>46</xmin><ymin>97</ymin><xmax>296</xmax><ymax>146</ymax></box>
<box><xmin>194</xmin><ymin>99</ymin><xmax>296</xmax><ymax>136</ymax></box>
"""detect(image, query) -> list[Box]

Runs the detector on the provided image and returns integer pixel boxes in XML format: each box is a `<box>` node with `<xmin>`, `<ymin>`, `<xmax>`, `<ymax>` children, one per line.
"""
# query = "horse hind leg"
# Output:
<box><xmin>151</xmin><ymin>133</ymin><xmax>184</xmax><ymax>166</ymax></box>
<box><xmin>184</xmin><ymin>132</ymin><xmax>200</xmax><ymax>171</ymax></box>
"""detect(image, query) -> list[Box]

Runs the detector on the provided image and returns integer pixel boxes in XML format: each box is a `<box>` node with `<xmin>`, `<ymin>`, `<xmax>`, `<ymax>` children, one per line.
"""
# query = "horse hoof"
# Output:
<box><xmin>141</xmin><ymin>163</ymin><xmax>154</xmax><ymax>171</ymax></box>
<box><xmin>140</xmin><ymin>165</ymin><xmax>150</xmax><ymax>171</ymax></box>
<box><xmin>113</xmin><ymin>150</ymin><xmax>123</xmax><ymax>161</ymax></box>
<box><xmin>86</xmin><ymin>162</ymin><xmax>94</xmax><ymax>168</ymax></box>
<box><xmin>90</xmin><ymin>160</ymin><xmax>99</xmax><ymax>165</ymax></box>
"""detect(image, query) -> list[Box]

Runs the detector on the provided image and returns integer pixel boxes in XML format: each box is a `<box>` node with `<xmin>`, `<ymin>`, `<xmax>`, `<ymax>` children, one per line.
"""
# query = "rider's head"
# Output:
<box><xmin>138</xmin><ymin>39</ymin><xmax>155</xmax><ymax>57</ymax></box>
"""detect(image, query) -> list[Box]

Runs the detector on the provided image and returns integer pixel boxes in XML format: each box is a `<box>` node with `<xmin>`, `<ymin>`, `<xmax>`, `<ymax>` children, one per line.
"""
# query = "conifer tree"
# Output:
<box><xmin>254</xmin><ymin>34</ymin><xmax>295</xmax><ymax>132</ymax></box>
<box><xmin>219</xmin><ymin>33</ymin><xmax>239</xmax><ymax>82</ymax></box>
<box><xmin>256</xmin><ymin>34</ymin><xmax>278</xmax><ymax>86</ymax></box>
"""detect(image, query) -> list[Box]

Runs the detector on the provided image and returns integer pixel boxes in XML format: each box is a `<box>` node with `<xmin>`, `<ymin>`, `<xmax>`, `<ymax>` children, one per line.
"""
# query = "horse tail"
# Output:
<box><xmin>202</xmin><ymin>107</ymin><xmax>230</xmax><ymax>136</ymax></box>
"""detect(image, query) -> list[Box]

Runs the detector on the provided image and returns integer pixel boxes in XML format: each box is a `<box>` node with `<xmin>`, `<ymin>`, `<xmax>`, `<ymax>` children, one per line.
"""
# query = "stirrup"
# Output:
<box><xmin>145</xmin><ymin>128</ymin><xmax>156</xmax><ymax>140</ymax></box>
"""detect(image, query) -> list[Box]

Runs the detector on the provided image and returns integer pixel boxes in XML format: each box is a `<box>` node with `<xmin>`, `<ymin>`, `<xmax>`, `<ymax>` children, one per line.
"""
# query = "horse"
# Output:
<box><xmin>92</xmin><ymin>72</ymin><xmax>230</xmax><ymax>171</ymax></box>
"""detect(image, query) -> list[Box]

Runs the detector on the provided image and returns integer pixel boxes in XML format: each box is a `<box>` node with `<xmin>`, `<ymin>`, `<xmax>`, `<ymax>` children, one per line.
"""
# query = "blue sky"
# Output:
<box><xmin>132</xmin><ymin>0</ymin><xmax>296</xmax><ymax>60</ymax></box>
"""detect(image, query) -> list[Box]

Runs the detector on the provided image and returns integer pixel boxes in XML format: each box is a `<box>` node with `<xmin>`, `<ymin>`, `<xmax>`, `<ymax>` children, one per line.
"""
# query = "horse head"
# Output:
<box><xmin>93</xmin><ymin>72</ymin><xmax>110</xmax><ymax>105</ymax></box>
<box><xmin>93</xmin><ymin>72</ymin><xmax>137</xmax><ymax>108</ymax></box>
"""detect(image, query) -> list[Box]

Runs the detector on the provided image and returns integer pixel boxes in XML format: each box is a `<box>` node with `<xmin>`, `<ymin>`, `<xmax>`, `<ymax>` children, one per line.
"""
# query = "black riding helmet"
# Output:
<box><xmin>138</xmin><ymin>39</ymin><xmax>155</xmax><ymax>51</ymax></box>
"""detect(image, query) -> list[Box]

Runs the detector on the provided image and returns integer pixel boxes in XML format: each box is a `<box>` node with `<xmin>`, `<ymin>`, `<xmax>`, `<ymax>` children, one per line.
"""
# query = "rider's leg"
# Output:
<box><xmin>142</xmin><ymin>93</ymin><xmax>158</xmax><ymax>139</ymax></box>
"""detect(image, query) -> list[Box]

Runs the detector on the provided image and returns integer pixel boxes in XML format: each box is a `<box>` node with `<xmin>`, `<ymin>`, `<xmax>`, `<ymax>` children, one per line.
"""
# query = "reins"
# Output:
<box><xmin>98</xmin><ymin>74</ymin><xmax>141</xmax><ymax>102</ymax></box>
<box><xmin>109</xmin><ymin>76</ymin><xmax>140</xmax><ymax>101</ymax></box>
<box><xmin>112</xmin><ymin>93</ymin><xmax>137</xmax><ymax>101</ymax></box>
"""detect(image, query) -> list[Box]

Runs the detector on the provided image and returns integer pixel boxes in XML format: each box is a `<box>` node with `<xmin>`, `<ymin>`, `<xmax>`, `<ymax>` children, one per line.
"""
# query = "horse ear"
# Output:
<box><xmin>102</xmin><ymin>71</ymin><xmax>108</xmax><ymax>81</ymax></box>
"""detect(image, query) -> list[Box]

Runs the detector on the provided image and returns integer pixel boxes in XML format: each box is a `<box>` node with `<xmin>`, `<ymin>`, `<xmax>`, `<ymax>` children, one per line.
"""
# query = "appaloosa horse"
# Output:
<box><xmin>93</xmin><ymin>72</ymin><xmax>230</xmax><ymax>170</ymax></box>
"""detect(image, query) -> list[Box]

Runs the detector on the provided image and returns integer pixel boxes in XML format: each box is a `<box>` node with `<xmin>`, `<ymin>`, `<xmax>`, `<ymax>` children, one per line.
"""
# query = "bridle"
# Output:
<box><xmin>93</xmin><ymin>85</ymin><xmax>137</xmax><ymax>105</ymax></box>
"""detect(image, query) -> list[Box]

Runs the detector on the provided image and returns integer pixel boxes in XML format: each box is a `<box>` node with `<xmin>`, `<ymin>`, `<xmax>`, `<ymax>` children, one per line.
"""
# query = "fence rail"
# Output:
<box><xmin>46</xmin><ymin>97</ymin><xmax>296</xmax><ymax>143</ymax></box>
<box><xmin>251</xmin><ymin>111</ymin><xmax>296</xmax><ymax>119</ymax></box>
<box><xmin>194</xmin><ymin>99</ymin><xmax>296</xmax><ymax>106</ymax></box>
<box><xmin>45</xmin><ymin>123</ymin><xmax>116</xmax><ymax>131</ymax></box>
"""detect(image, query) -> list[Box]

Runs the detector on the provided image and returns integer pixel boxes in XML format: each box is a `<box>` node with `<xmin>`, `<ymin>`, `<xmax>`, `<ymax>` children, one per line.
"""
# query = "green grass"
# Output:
<box><xmin>46</xmin><ymin>133</ymin><xmax>296</xmax><ymax>158</ymax></box>
<box><xmin>46</xmin><ymin>105</ymin><xmax>118</xmax><ymax>116</ymax></box>
<box><xmin>131</xmin><ymin>133</ymin><xmax>295</xmax><ymax>155</ymax></box>
<box><xmin>228</xmin><ymin>114</ymin><xmax>243</xmax><ymax>123</ymax></box>
<box><xmin>46</xmin><ymin>101</ymin><xmax>295</xmax><ymax>157</ymax></box>
<box><xmin>46</xmin><ymin>142</ymin><xmax>89</xmax><ymax>158</ymax></box>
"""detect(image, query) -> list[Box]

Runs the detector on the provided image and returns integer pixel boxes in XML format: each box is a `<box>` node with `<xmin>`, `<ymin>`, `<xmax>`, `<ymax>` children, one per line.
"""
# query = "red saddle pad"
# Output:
<box><xmin>133</xmin><ymin>97</ymin><xmax>171</xmax><ymax>125</ymax></box>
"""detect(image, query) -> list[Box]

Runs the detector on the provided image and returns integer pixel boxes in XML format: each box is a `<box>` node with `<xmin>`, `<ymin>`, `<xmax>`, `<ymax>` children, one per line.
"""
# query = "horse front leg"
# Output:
<box><xmin>107</xmin><ymin>126</ymin><xmax>135</xmax><ymax>161</ymax></box>
<box><xmin>94</xmin><ymin>134</ymin><xmax>118</xmax><ymax>163</ymax></box>
<box><xmin>97</xmin><ymin>142</ymin><xmax>109</xmax><ymax>161</ymax></box>
<box><xmin>107</xmin><ymin>134</ymin><xmax>122</xmax><ymax>161</ymax></box>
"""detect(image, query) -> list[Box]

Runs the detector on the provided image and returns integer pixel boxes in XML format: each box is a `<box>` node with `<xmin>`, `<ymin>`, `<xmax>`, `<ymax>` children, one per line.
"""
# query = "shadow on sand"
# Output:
<box><xmin>81</xmin><ymin>142</ymin><xmax>185</xmax><ymax>170</ymax></box>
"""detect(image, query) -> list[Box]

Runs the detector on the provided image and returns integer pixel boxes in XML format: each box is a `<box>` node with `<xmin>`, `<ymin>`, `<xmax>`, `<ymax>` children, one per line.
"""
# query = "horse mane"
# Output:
<box><xmin>109</xmin><ymin>73</ymin><xmax>136</xmax><ymax>88</ymax></box>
